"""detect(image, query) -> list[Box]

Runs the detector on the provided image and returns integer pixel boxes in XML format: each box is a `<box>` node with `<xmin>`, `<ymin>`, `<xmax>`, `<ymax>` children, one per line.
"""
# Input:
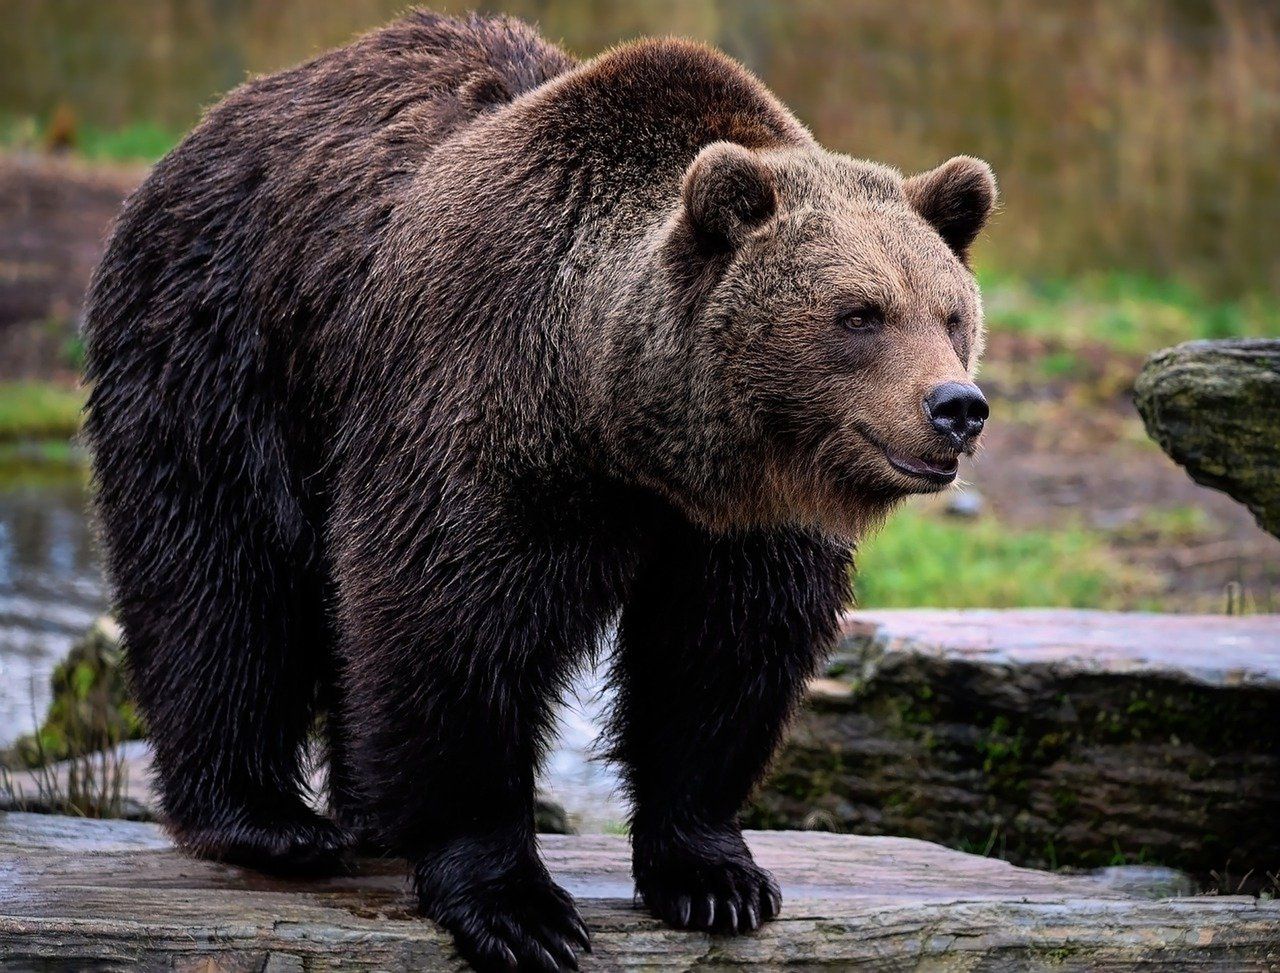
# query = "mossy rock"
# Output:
<box><xmin>534</xmin><ymin>795</ymin><xmax>575</xmax><ymax>835</ymax></box>
<box><xmin>747</xmin><ymin>610</ymin><xmax>1280</xmax><ymax>887</ymax></box>
<box><xmin>4</xmin><ymin>617</ymin><xmax>145</xmax><ymax>769</ymax></box>
<box><xmin>1134</xmin><ymin>338</ymin><xmax>1280</xmax><ymax>537</ymax></box>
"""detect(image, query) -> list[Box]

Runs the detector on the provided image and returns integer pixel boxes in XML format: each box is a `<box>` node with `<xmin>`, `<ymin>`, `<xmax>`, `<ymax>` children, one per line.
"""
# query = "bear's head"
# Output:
<box><xmin>597</xmin><ymin>142</ymin><xmax>997</xmax><ymax>538</ymax></box>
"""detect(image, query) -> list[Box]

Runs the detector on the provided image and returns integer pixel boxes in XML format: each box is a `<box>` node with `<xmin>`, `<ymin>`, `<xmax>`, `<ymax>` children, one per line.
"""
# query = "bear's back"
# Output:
<box><xmin>81</xmin><ymin>12</ymin><xmax>577</xmax><ymax>545</ymax></box>
<box><xmin>85</xmin><ymin>11</ymin><xmax>575</xmax><ymax>364</ymax></box>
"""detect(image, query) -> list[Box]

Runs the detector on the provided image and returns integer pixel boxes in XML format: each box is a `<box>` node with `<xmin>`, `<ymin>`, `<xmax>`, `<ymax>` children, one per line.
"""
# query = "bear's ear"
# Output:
<box><xmin>681</xmin><ymin>142</ymin><xmax>778</xmax><ymax>250</ymax></box>
<box><xmin>903</xmin><ymin>156</ymin><xmax>997</xmax><ymax>262</ymax></box>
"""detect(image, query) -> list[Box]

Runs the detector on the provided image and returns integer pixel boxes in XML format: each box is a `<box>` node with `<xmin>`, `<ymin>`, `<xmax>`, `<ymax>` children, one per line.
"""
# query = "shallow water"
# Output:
<box><xmin>0</xmin><ymin>476</ymin><xmax>107</xmax><ymax>749</ymax></box>
<box><xmin>0</xmin><ymin>471</ymin><xmax>625</xmax><ymax>830</ymax></box>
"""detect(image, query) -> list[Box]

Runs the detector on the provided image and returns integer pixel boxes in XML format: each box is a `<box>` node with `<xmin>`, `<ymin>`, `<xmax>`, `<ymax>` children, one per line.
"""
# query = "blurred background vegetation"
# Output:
<box><xmin>6</xmin><ymin>0</ymin><xmax>1280</xmax><ymax>297</ymax></box>
<box><xmin>0</xmin><ymin>0</ymin><xmax>1276</xmax><ymax>720</ymax></box>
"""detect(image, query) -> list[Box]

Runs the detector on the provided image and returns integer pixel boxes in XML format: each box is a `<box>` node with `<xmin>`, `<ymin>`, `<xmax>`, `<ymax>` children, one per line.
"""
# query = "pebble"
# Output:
<box><xmin>945</xmin><ymin>488</ymin><xmax>984</xmax><ymax>518</ymax></box>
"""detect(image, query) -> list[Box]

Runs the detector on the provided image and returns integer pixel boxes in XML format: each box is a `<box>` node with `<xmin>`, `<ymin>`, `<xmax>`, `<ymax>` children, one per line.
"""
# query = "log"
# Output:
<box><xmin>747</xmin><ymin>609</ymin><xmax>1280</xmax><ymax>882</ymax></box>
<box><xmin>1134</xmin><ymin>338</ymin><xmax>1280</xmax><ymax>537</ymax></box>
<box><xmin>2</xmin><ymin>812</ymin><xmax>1278</xmax><ymax>971</ymax></box>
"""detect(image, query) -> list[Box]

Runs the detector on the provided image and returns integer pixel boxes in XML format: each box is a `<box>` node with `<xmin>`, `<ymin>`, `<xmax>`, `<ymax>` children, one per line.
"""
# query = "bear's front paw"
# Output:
<box><xmin>633</xmin><ymin>828</ymin><xmax>781</xmax><ymax>934</ymax></box>
<box><xmin>416</xmin><ymin>854</ymin><xmax>590</xmax><ymax>972</ymax></box>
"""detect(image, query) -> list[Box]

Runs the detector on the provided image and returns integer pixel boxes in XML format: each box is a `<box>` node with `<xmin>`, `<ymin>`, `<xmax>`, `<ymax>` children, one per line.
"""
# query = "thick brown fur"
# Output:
<box><xmin>83</xmin><ymin>11</ymin><xmax>995</xmax><ymax>972</ymax></box>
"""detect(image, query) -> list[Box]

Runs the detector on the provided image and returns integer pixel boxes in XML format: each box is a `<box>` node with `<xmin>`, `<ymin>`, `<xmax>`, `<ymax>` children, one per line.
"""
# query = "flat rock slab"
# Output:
<box><xmin>2</xmin><ymin>813</ymin><xmax>1278</xmax><ymax>971</ymax></box>
<box><xmin>749</xmin><ymin>609</ymin><xmax>1280</xmax><ymax>878</ymax></box>
<box><xmin>837</xmin><ymin>608</ymin><xmax>1280</xmax><ymax>688</ymax></box>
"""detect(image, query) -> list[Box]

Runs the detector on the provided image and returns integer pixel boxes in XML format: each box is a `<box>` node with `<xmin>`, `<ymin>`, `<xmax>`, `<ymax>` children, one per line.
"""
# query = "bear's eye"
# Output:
<box><xmin>946</xmin><ymin>312</ymin><xmax>964</xmax><ymax>332</ymax></box>
<box><xmin>839</xmin><ymin>306</ymin><xmax>884</xmax><ymax>332</ymax></box>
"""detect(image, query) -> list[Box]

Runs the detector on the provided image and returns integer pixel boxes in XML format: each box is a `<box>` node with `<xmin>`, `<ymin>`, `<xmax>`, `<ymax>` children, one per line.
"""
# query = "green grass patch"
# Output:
<box><xmin>1107</xmin><ymin>505</ymin><xmax>1214</xmax><ymax>546</ymax></box>
<box><xmin>74</xmin><ymin>120</ymin><xmax>181</xmax><ymax>163</ymax></box>
<box><xmin>0</xmin><ymin>382</ymin><xmax>84</xmax><ymax>442</ymax></box>
<box><xmin>1</xmin><ymin>113</ymin><xmax>181</xmax><ymax>163</ymax></box>
<box><xmin>854</xmin><ymin>505</ymin><xmax>1158</xmax><ymax>609</ymax></box>
<box><xmin>977</xmin><ymin>268</ymin><xmax>1280</xmax><ymax>354</ymax></box>
<box><xmin>0</xmin><ymin>441</ymin><xmax>86</xmax><ymax>490</ymax></box>
<box><xmin>1036</xmin><ymin>349</ymin><xmax>1088</xmax><ymax>380</ymax></box>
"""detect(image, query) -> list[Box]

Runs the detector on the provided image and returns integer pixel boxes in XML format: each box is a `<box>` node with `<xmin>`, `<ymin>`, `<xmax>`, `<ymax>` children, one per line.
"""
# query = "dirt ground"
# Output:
<box><xmin>974</xmin><ymin>333</ymin><xmax>1280</xmax><ymax>611</ymax></box>
<box><xmin>0</xmin><ymin>154</ymin><xmax>142</xmax><ymax>381</ymax></box>
<box><xmin>3</xmin><ymin>154</ymin><xmax>1277</xmax><ymax>612</ymax></box>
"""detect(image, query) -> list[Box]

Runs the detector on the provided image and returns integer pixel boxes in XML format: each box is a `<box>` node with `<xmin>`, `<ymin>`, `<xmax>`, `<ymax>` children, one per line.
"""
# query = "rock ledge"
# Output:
<box><xmin>748</xmin><ymin>609</ymin><xmax>1280</xmax><ymax>878</ymax></box>
<box><xmin>2</xmin><ymin>812</ymin><xmax>1278</xmax><ymax>970</ymax></box>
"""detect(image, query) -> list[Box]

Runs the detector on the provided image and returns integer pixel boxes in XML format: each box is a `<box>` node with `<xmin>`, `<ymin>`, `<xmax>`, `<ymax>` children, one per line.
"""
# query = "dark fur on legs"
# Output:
<box><xmin>612</xmin><ymin>523</ymin><xmax>851</xmax><ymax>931</ymax></box>
<box><xmin>414</xmin><ymin>833</ymin><xmax>591</xmax><ymax>971</ymax></box>
<box><xmin>328</xmin><ymin>448</ymin><xmax>636</xmax><ymax>968</ymax></box>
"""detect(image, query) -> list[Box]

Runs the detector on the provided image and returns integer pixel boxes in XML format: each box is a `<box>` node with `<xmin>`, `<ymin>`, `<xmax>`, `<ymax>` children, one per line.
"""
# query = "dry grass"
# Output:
<box><xmin>3</xmin><ymin>1</ymin><xmax>1279</xmax><ymax>296</ymax></box>
<box><xmin>0</xmin><ymin>681</ymin><xmax>130</xmax><ymax>819</ymax></box>
<box><xmin>762</xmin><ymin>0</ymin><xmax>1280</xmax><ymax>299</ymax></box>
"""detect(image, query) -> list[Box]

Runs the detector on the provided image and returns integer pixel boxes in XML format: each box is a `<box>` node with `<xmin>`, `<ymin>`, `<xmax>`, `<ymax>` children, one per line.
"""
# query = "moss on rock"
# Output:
<box><xmin>4</xmin><ymin>617</ymin><xmax>145</xmax><ymax>769</ymax></box>
<box><xmin>745</xmin><ymin>611</ymin><xmax>1280</xmax><ymax>887</ymax></box>
<box><xmin>1134</xmin><ymin>338</ymin><xmax>1280</xmax><ymax>537</ymax></box>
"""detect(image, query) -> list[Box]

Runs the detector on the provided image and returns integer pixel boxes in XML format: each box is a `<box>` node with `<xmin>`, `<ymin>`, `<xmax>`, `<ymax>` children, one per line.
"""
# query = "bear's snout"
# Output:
<box><xmin>924</xmin><ymin>381</ymin><xmax>988</xmax><ymax>450</ymax></box>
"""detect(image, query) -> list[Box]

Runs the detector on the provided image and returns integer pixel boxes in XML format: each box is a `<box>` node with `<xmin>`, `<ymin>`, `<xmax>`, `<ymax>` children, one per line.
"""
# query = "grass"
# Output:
<box><xmin>72</xmin><ymin>121</ymin><xmax>181</xmax><ymax>163</ymax></box>
<box><xmin>0</xmin><ymin>442</ymin><xmax>85</xmax><ymax>492</ymax></box>
<box><xmin>0</xmin><ymin>382</ymin><xmax>84</xmax><ymax>443</ymax></box>
<box><xmin>0</xmin><ymin>113</ymin><xmax>179</xmax><ymax>163</ymax></box>
<box><xmin>854</xmin><ymin>503</ymin><xmax>1159</xmax><ymax>610</ymax></box>
<box><xmin>977</xmin><ymin>269</ymin><xmax>1280</xmax><ymax>355</ymax></box>
<box><xmin>1107</xmin><ymin>506</ymin><xmax>1214</xmax><ymax>547</ymax></box>
<box><xmin>0</xmin><ymin>744</ymin><xmax>131</xmax><ymax>820</ymax></box>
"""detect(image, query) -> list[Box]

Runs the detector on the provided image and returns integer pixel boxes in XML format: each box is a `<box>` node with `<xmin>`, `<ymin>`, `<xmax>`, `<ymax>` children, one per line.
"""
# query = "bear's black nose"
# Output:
<box><xmin>924</xmin><ymin>382</ymin><xmax>988</xmax><ymax>447</ymax></box>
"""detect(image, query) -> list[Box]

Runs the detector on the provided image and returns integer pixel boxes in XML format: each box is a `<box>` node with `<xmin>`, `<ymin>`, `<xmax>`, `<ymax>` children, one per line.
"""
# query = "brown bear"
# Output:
<box><xmin>83</xmin><ymin>10</ymin><xmax>994</xmax><ymax>972</ymax></box>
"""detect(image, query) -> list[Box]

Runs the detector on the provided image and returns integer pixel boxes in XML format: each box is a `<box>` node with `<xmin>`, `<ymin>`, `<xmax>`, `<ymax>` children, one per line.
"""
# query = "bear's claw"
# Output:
<box><xmin>636</xmin><ymin>852</ymin><xmax>782</xmax><ymax>934</ymax></box>
<box><xmin>420</xmin><ymin>866</ymin><xmax>590</xmax><ymax>972</ymax></box>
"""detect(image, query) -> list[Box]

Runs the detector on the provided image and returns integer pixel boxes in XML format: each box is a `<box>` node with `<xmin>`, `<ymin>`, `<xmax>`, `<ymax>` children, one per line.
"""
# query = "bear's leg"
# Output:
<box><xmin>336</xmin><ymin>526</ymin><xmax>617</xmax><ymax>971</ymax></box>
<box><xmin>115</xmin><ymin>520</ymin><xmax>349</xmax><ymax>874</ymax></box>
<box><xmin>319</xmin><ymin>659</ymin><xmax>376</xmax><ymax>849</ymax></box>
<box><xmin>612</xmin><ymin>524</ymin><xmax>851</xmax><ymax>933</ymax></box>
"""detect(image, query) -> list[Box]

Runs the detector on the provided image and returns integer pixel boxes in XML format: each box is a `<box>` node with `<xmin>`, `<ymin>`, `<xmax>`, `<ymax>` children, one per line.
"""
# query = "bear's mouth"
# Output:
<box><xmin>882</xmin><ymin>446</ymin><xmax>959</xmax><ymax>485</ymax></box>
<box><xmin>852</xmin><ymin>424</ymin><xmax>961</xmax><ymax>488</ymax></box>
